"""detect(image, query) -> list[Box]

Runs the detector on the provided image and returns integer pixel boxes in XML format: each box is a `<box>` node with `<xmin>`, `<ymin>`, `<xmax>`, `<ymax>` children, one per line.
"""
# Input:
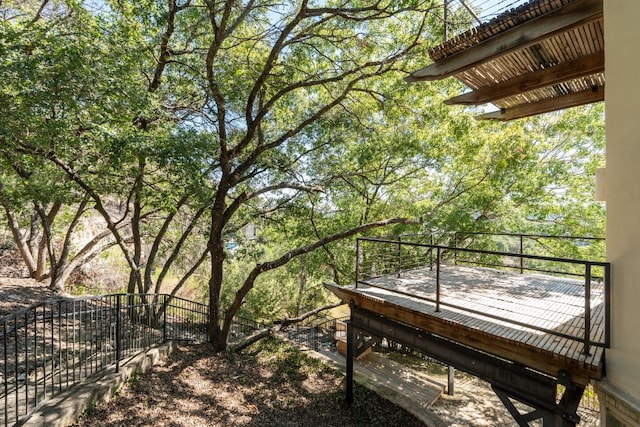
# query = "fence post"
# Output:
<box><xmin>314</xmin><ymin>325</ymin><xmax>319</xmax><ymax>351</ymax></box>
<box><xmin>454</xmin><ymin>233</ymin><xmax>458</xmax><ymax>265</ymax></box>
<box><xmin>436</xmin><ymin>247</ymin><xmax>441</xmax><ymax>313</ymax></box>
<box><xmin>116</xmin><ymin>294</ymin><xmax>122</xmax><ymax>373</ymax></box>
<box><xmin>448</xmin><ymin>366</ymin><xmax>455</xmax><ymax>396</ymax></box>
<box><xmin>163</xmin><ymin>294</ymin><xmax>168</xmax><ymax>342</ymax></box>
<box><xmin>430</xmin><ymin>235</ymin><xmax>434</xmax><ymax>271</ymax></box>
<box><xmin>583</xmin><ymin>263</ymin><xmax>592</xmax><ymax>355</ymax></box>
<box><xmin>605</xmin><ymin>263</ymin><xmax>611</xmax><ymax>348</ymax></box>
<box><xmin>346</xmin><ymin>321</ymin><xmax>354</xmax><ymax>404</ymax></box>
<box><xmin>3</xmin><ymin>321</ymin><xmax>7</xmax><ymax>426</ymax></box>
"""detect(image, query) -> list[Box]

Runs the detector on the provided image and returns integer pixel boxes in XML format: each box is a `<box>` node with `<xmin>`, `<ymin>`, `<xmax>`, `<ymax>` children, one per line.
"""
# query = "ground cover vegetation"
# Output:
<box><xmin>0</xmin><ymin>0</ymin><xmax>604</xmax><ymax>351</ymax></box>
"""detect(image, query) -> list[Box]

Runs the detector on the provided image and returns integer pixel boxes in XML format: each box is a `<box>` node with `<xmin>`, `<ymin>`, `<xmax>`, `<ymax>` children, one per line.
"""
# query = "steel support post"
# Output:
<box><xmin>436</xmin><ymin>247</ymin><xmax>441</xmax><ymax>312</ymax></box>
<box><xmin>355</xmin><ymin>239</ymin><xmax>360</xmax><ymax>288</ymax></box>
<box><xmin>583</xmin><ymin>263</ymin><xmax>592</xmax><ymax>355</ymax></box>
<box><xmin>519</xmin><ymin>234</ymin><xmax>524</xmax><ymax>274</ymax></box>
<box><xmin>346</xmin><ymin>321</ymin><xmax>355</xmax><ymax>404</ymax></box>
<box><xmin>397</xmin><ymin>236</ymin><xmax>403</xmax><ymax>278</ymax></box>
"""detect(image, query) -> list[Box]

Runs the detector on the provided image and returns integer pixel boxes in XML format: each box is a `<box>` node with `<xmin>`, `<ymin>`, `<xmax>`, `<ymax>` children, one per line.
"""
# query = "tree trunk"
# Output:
<box><xmin>127</xmin><ymin>156</ymin><xmax>146</xmax><ymax>294</ymax></box>
<box><xmin>35</xmin><ymin>234</ymin><xmax>48</xmax><ymax>280</ymax></box>
<box><xmin>208</xmin><ymin>243</ymin><xmax>225</xmax><ymax>350</ymax></box>
<box><xmin>207</xmin><ymin>171</ymin><xmax>232</xmax><ymax>350</ymax></box>
<box><xmin>295</xmin><ymin>257</ymin><xmax>307</xmax><ymax>317</ymax></box>
<box><xmin>2</xmin><ymin>206</ymin><xmax>38</xmax><ymax>276</ymax></box>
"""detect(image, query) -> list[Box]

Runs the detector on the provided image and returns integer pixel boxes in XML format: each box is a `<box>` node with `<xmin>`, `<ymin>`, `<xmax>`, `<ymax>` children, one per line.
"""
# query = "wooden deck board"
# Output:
<box><xmin>327</xmin><ymin>264</ymin><xmax>606</xmax><ymax>385</ymax></box>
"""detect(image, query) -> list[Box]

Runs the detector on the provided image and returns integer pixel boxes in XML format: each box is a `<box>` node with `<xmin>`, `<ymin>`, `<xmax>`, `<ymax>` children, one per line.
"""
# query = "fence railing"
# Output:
<box><xmin>1</xmin><ymin>293</ymin><xmax>211</xmax><ymax>427</ymax></box>
<box><xmin>285</xmin><ymin>317</ymin><xmax>350</xmax><ymax>351</ymax></box>
<box><xmin>356</xmin><ymin>233</ymin><xmax>610</xmax><ymax>356</ymax></box>
<box><xmin>366</xmin><ymin>232</ymin><xmax>605</xmax><ymax>278</ymax></box>
<box><xmin>451</xmin><ymin>232</ymin><xmax>605</xmax><ymax>277</ymax></box>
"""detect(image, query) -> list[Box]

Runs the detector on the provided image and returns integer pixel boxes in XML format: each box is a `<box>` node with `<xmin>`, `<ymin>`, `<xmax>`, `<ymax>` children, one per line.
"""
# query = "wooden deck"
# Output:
<box><xmin>326</xmin><ymin>264</ymin><xmax>606</xmax><ymax>386</ymax></box>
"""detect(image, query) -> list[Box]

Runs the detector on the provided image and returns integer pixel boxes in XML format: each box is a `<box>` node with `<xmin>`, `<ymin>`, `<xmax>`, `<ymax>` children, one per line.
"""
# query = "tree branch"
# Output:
<box><xmin>230</xmin><ymin>301</ymin><xmax>344</xmax><ymax>352</ymax></box>
<box><xmin>222</xmin><ymin>182</ymin><xmax>324</xmax><ymax>225</ymax></box>
<box><xmin>221</xmin><ymin>216</ymin><xmax>418</xmax><ymax>339</ymax></box>
<box><xmin>275</xmin><ymin>301</ymin><xmax>343</xmax><ymax>330</ymax></box>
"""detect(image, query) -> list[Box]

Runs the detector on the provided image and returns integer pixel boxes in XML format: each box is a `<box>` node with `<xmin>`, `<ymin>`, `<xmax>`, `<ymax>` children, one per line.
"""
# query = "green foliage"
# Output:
<box><xmin>0</xmin><ymin>1</ymin><xmax>606</xmax><ymax>346</ymax></box>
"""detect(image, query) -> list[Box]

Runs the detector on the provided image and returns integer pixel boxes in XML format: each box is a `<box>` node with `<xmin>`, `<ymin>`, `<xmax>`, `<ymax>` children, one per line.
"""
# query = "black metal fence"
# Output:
<box><xmin>451</xmin><ymin>232</ymin><xmax>606</xmax><ymax>278</ymax></box>
<box><xmin>227</xmin><ymin>314</ymin><xmax>264</xmax><ymax>343</ymax></box>
<box><xmin>359</xmin><ymin>232</ymin><xmax>606</xmax><ymax>280</ymax></box>
<box><xmin>286</xmin><ymin>317</ymin><xmax>350</xmax><ymax>351</ymax></box>
<box><xmin>1</xmin><ymin>293</ymin><xmax>209</xmax><ymax>427</ymax></box>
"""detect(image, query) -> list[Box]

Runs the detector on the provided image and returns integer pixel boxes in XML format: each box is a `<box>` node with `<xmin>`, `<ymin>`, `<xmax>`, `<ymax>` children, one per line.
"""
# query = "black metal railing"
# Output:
<box><xmin>451</xmin><ymin>231</ymin><xmax>605</xmax><ymax>277</ymax></box>
<box><xmin>356</xmin><ymin>233</ymin><xmax>610</xmax><ymax>356</ymax></box>
<box><xmin>1</xmin><ymin>293</ymin><xmax>209</xmax><ymax>427</ymax></box>
<box><xmin>286</xmin><ymin>317</ymin><xmax>350</xmax><ymax>351</ymax></box>
<box><xmin>226</xmin><ymin>313</ymin><xmax>264</xmax><ymax>342</ymax></box>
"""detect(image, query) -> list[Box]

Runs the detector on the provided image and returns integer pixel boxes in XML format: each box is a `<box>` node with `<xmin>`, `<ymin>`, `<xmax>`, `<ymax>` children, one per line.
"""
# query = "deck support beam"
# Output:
<box><xmin>346</xmin><ymin>321</ymin><xmax>354</xmax><ymax>404</ymax></box>
<box><xmin>348</xmin><ymin>306</ymin><xmax>585</xmax><ymax>426</ymax></box>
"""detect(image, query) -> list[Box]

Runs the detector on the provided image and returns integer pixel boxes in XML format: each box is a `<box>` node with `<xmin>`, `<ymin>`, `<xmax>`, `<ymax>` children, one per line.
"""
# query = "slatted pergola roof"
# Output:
<box><xmin>406</xmin><ymin>0</ymin><xmax>603</xmax><ymax>121</ymax></box>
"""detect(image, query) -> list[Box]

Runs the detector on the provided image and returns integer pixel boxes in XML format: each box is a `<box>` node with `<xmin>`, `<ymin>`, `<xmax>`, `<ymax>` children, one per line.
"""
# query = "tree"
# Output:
<box><xmin>0</xmin><ymin>2</ymin><xmax>144</xmax><ymax>291</ymax></box>
<box><xmin>0</xmin><ymin>1</ymin><xmax>213</xmax><ymax>296</ymax></box>
<box><xmin>0</xmin><ymin>0</ymin><xmax>605</xmax><ymax>352</ymax></box>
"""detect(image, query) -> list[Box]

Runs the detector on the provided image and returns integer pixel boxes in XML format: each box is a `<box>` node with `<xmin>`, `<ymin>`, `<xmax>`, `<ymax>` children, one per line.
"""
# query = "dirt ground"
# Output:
<box><xmin>0</xmin><ymin>277</ymin><xmax>58</xmax><ymax>316</ymax></box>
<box><xmin>74</xmin><ymin>341</ymin><xmax>426</xmax><ymax>427</ymax></box>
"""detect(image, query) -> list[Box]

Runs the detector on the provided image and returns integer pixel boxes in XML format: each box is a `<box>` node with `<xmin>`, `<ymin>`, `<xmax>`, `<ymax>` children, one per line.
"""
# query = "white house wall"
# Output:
<box><xmin>603</xmin><ymin>0</ymin><xmax>640</xmax><ymax>415</ymax></box>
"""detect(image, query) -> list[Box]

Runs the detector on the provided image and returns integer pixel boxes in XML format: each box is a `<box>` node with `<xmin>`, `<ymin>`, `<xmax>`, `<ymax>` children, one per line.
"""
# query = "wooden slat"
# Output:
<box><xmin>476</xmin><ymin>84</ymin><xmax>604</xmax><ymax>121</ymax></box>
<box><xmin>428</xmin><ymin>0</ymin><xmax>576</xmax><ymax>62</ymax></box>
<box><xmin>448</xmin><ymin>49</ymin><xmax>603</xmax><ymax>106</ymax></box>
<box><xmin>405</xmin><ymin>0</ymin><xmax>602</xmax><ymax>82</ymax></box>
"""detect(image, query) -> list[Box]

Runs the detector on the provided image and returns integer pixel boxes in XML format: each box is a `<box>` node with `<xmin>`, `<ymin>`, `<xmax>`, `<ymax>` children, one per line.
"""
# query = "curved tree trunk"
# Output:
<box><xmin>3</xmin><ymin>206</ymin><xmax>38</xmax><ymax>276</ymax></box>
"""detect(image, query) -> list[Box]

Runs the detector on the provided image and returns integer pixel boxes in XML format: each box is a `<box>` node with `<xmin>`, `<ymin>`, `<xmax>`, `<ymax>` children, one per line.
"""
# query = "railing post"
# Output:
<box><xmin>519</xmin><ymin>234</ymin><xmax>524</xmax><ymax>274</ymax></box>
<box><xmin>116</xmin><ymin>294</ymin><xmax>122</xmax><ymax>373</ymax></box>
<box><xmin>436</xmin><ymin>247</ymin><xmax>441</xmax><ymax>312</ymax></box>
<box><xmin>605</xmin><ymin>263</ymin><xmax>611</xmax><ymax>348</ymax></box>
<box><xmin>430</xmin><ymin>235</ymin><xmax>434</xmax><ymax>271</ymax></box>
<box><xmin>397</xmin><ymin>235</ymin><xmax>403</xmax><ymax>277</ymax></box>
<box><xmin>3</xmin><ymin>321</ymin><xmax>7</xmax><ymax>426</ymax></box>
<box><xmin>583</xmin><ymin>263</ymin><xmax>592</xmax><ymax>355</ymax></box>
<box><xmin>346</xmin><ymin>321</ymin><xmax>354</xmax><ymax>404</ymax></box>
<box><xmin>25</xmin><ymin>311</ymin><xmax>30</xmax><ymax>409</ymax></box>
<box><xmin>355</xmin><ymin>239</ymin><xmax>360</xmax><ymax>288</ymax></box>
<box><xmin>454</xmin><ymin>232</ymin><xmax>458</xmax><ymax>265</ymax></box>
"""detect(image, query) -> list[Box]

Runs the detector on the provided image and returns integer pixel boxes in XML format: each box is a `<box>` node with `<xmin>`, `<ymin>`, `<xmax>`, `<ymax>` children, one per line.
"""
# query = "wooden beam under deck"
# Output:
<box><xmin>445</xmin><ymin>51</ymin><xmax>604</xmax><ymax>106</ymax></box>
<box><xmin>405</xmin><ymin>0</ymin><xmax>603</xmax><ymax>83</ymax></box>
<box><xmin>476</xmin><ymin>85</ymin><xmax>604</xmax><ymax>121</ymax></box>
<box><xmin>325</xmin><ymin>267</ymin><xmax>605</xmax><ymax>386</ymax></box>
